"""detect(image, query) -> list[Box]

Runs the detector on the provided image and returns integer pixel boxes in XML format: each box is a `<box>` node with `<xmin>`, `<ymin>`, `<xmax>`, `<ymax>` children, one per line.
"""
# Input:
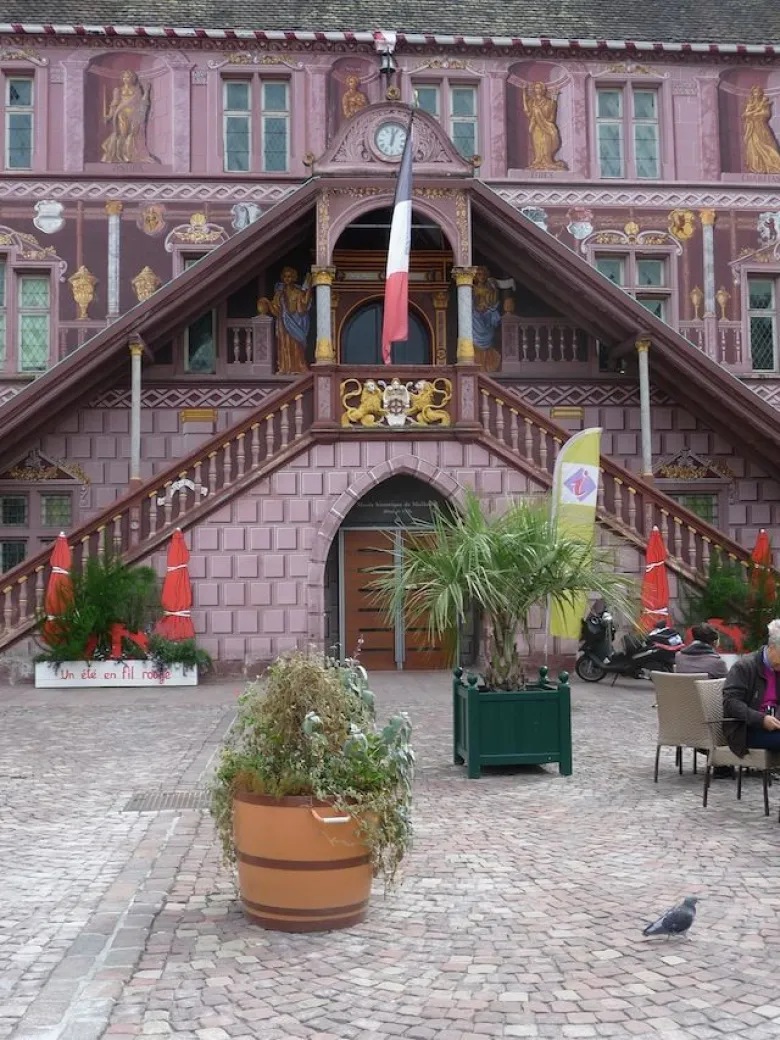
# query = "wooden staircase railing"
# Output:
<box><xmin>477</xmin><ymin>375</ymin><xmax>754</xmax><ymax>582</ymax></box>
<box><xmin>0</xmin><ymin>375</ymin><xmax>314</xmax><ymax>651</ymax></box>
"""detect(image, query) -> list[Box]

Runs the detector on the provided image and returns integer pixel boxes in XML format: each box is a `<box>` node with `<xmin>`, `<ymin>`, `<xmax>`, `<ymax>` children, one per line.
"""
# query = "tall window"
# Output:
<box><xmin>5</xmin><ymin>76</ymin><xmax>33</xmax><ymax>169</ymax></box>
<box><xmin>17</xmin><ymin>275</ymin><xmax>50</xmax><ymax>372</ymax></box>
<box><xmin>595</xmin><ymin>253</ymin><xmax>671</xmax><ymax>321</ymax></box>
<box><xmin>414</xmin><ymin>81</ymin><xmax>478</xmax><ymax>158</ymax></box>
<box><xmin>596</xmin><ymin>86</ymin><xmax>660</xmax><ymax>179</ymax></box>
<box><xmin>748</xmin><ymin>277</ymin><xmax>777</xmax><ymax>371</ymax></box>
<box><xmin>223</xmin><ymin>80</ymin><xmax>251</xmax><ymax>172</ymax></box>
<box><xmin>222</xmin><ymin>78</ymin><xmax>289</xmax><ymax>173</ymax></box>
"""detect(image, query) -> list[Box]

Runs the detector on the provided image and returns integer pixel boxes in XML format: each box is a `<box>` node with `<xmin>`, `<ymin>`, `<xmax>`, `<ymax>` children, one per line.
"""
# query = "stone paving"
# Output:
<box><xmin>2</xmin><ymin>674</ymin><xmax>780</xmax><ymax>1039</ymax></box>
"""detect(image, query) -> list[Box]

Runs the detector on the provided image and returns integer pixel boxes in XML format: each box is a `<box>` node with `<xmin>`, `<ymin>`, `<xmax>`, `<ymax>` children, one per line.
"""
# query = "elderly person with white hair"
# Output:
<box><xmin>723</xmin><ymin>619</ymin><xmax>780</xmax><ymax>756</ymax></box>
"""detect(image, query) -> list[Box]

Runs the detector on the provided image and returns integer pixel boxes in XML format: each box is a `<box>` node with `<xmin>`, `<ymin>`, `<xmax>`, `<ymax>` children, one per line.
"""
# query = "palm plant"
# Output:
<box><xmin>374</xmin><ymin>489</ymin><xmax>635</xmax><ymax>690</ymax></box>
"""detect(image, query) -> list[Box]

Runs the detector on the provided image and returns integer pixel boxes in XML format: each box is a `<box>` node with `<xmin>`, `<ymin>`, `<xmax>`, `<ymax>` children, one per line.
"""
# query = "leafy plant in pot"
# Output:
<box><xmin>210</xmin><ymin>649</ymin><xmax>414</xmax><ymax>932</ymax></box>
<box><xmin>374</xmin><ymin>490</ymin><xmax>634</xmax><ymax>689</ymax></box>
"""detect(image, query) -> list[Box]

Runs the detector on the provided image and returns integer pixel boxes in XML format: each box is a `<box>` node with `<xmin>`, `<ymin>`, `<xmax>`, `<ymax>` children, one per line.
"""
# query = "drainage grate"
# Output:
<box><xmin>123</xmin><ymin>788</ymin><xmax>211</xmax><ymax>813</ymax></box>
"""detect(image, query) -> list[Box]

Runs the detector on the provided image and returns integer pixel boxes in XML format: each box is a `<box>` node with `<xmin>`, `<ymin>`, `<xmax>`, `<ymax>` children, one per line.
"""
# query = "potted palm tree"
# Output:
<box><xmin>376</xmin><ymin>490</ymin><xmax>634</xmax><ymax>777</ymax></box>
<box><xmin>210</xmin><ymin>649</ymin><xmax>414</xmax><ymax>931</ymax></box>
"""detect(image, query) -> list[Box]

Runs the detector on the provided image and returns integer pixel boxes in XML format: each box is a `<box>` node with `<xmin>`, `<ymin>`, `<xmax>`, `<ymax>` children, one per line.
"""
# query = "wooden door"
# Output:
<box><xmin>401</xmin><ymin>532</ymin><xmax>449</xmax><ymax>671</ymax></box>
<box><xmin>342</xmin><ymin>529</ymin><xmax>396</xmax><ymax>670</ymax></box>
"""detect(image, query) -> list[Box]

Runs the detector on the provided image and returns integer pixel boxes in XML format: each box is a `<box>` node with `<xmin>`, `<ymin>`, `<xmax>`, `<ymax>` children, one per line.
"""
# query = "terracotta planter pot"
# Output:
<box><xmin>233</xmin><ymin>791</ymin><xmax>373</xmax><ymax>932</ymax></box>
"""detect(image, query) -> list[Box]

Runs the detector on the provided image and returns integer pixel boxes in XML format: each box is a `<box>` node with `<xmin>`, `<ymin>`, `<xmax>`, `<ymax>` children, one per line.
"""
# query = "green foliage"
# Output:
<box><xmin>682</xmin><ymin>553</ymin><xmax>780</xmax><ymax>652</ymax></box>
<box><xmin>372</xmin><ymin>489</ymin><xmax>635</xmax><ymax>690</ymax></box>
<box><xmin>147</xmin><ymin>635</ymin><xmax>212</xmax><ymax>676</ymax></box>
<box><xmin>209</xmin><ymin>649</ymin><xmax>414</xmax><ymax>886</ymax></box>
<box><xmin>35</xmin><ymin>553</ymin><xmax>160</xmax><ymax>664</ymax></box>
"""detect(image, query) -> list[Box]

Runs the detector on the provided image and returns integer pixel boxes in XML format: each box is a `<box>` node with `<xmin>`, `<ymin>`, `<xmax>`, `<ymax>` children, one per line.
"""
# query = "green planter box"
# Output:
<box><xmin>452</xmin><ymin>667</ymin><xmax>572</xmax><ymax>779</ymax></box>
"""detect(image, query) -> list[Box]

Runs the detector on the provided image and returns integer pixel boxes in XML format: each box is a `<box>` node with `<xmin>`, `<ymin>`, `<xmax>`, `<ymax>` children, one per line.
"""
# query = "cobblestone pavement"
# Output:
<box><xmin>3</xmin><ymin>675</ymin><xmax>780</xmax><ymax>1040</ymax></box>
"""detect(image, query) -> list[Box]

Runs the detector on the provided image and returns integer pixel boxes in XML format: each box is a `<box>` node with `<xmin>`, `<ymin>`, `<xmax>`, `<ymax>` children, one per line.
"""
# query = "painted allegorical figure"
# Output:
<box><xmin>341</xmin><ymin>74</ymin><xmax>369</xmax><ymax>119</ymax></box>
<box><xmin>472</xmin><ymin>266</ymin><xmax>503</xmax><ymax>373</ymax></box>
<box><xmin>522</xmin><ymin>82</ymin><xmax>568</xmax><ymax>171</ymax></box>
<box><xmin>101</xmin><ymin>70</ymin><xmax>153</xmax><ymax>163</ymax></box>
<box><xmin>743</xmin><ymin>85</ymin><xmax>780</xmax><ymax>174</ymax></box>
<box><xmin>259</xmin><ymin>267</ymin><xmax>312</xmax><ymax>374</ymax></box>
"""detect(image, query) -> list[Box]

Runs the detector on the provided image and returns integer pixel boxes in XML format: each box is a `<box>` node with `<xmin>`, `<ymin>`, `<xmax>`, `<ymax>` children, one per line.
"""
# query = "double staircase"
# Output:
<box><xmin>0</xmin><ymin>366</ymin><xmax>754</xmax><ymax>654</ymax></box>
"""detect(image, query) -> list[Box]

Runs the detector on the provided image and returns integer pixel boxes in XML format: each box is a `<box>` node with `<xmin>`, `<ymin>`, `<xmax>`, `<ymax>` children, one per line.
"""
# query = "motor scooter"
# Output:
<box><xmin>575</xmin><ymin>601</ymin><xmax>683</xmax><ymax>683</ymax></box>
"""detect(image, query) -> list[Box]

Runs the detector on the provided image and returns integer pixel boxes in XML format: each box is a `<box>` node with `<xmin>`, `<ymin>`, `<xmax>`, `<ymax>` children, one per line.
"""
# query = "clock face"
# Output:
<box><xmin>374</xmin><ymin>122</ymin><xmax>408</xmax><ymax>158</ymax></box>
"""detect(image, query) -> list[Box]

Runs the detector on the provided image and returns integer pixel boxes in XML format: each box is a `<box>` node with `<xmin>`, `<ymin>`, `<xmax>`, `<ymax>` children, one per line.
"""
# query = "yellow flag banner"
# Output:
<box><xmin>549</xmin><ymin>427</ymin><xmax>603</xmax><ymax>640</ymax></box>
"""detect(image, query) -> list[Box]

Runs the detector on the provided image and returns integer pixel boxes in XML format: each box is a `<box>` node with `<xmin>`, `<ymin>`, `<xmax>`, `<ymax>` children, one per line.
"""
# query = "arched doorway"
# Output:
<box><xmin>322</xmin><ymin>475</ymin><xmax>477</xmax><ymax>670</ymax></box>
<box><xmin>340</xmin><ymin>299</ymin><xmax>431</xmax><ymax>365</ymax></box>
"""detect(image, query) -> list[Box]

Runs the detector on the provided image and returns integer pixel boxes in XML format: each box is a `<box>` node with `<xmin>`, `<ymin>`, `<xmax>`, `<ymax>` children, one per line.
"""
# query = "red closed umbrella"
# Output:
<box><xmin>41</xmin><ymin>532</ymin><xmax>73</xmax><ymax>646</ymax></box>
<box><xmin>155</xmin><ymin>528</ymin><xmax>195</xmax><ymax>640</ymax></box>
<box><xmin>750</xmin><ymin>529</ymin><xmax>775</xmax><ymax>602</ymax></box>
<box><xmin>639</xmin><ymin>526</ymin><xmax>670</xmax><ymax>633</ymax></box>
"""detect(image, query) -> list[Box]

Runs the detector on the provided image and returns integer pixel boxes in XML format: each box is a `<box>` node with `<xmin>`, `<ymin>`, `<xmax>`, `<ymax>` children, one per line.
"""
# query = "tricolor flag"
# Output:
<box><xmin>381</xmin><ymin>118</ymin><xmax>414</xmax><ymax>365</ymax></box>
<box><xmin>549</xmin><ymin>427</ymin><xmax>603</xmax><ymax>640</ymax></box>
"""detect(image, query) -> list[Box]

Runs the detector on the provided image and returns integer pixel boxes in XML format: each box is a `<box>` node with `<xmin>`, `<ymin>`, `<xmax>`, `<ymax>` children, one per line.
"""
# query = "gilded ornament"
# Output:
<box><xmin>624</xmin><ymin>220</ymin><xmax>640</xmax><ymax>240</ymax></box>
<box><xmin>690</xmin><ymin>286</ymin><xmax>704</xmax><ymax>321</ymax></box>
<box><xmin>523</xmin><ymin>82</ymin><xmax>567</xmax><ymax>171</ymax></box>
<box><xmin>131</xmin><ymin>266</ymin><xmax>162</xmax><ymax>302</ymax></box>
<box><xmin>604</xmin><ymin>63</ymin><xmax>655</xmax><ymax>76</ymax></box>
<box><xmin>68</xmin><ymin>265</ymin><xmax>97</xmax><ymax>321</ymax></box>
<box><xmin>742</xmin><ymin>86</ymin><xmax>780</xmax><ymax>175</ymax></box>
<box><xmin>207</xmin><ymin>52</ymin><xmax>302</xmax><ymax>70</ymax></box>
<box><xmin>385</xmin><ymin>86</ymin><xmax>401</xmax><ymax>101</ymax></box>
<box><xmin>432</xmin><ymin>290</ymin><xmax>450</xmax><ymax>310</ymax></box>
<box><xmin>6</xmin><ymin>449</ymin><xmax>89</xmax><ymax>484</ymax></box>
<box><xmin>340</xmin><ymin>378</ymin><xmax>452</xmax><ymax>428</ymax></box>
<box><xmin>0</xmin><ymin>47</ymin><xmax>48</xmax><ymax>66</ymax></box>
<box><xmin>104</xmin><ymin>200</ymin><xmax>124</xmax><ymax>216</ymax></box>
<box><xmin>716</xmin><ymin>286</ymin><xmax>731</xmax><ymax>321</ymax></box>
<box><xmin>139</xmin><ymin>203</ymin><xmax>166</xmax><ymax>235</ymax></box>
<box><xmin>668</xmin><ymin>209</ymin><xmax>696</xmax><ymax>241</ymax></box>
<box><xmin>413</xmin><ymin>58</ymin><xmax>468</xmax><ymax>72</ymax></box>
<box><xmin>699</xmin><ymin>209</ymin><xmax>717</xmax><ymax>227</ymax></box>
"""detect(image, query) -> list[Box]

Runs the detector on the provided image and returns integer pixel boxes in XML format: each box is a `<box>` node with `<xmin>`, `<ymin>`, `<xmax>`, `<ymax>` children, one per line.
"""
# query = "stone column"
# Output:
<box><xmin>129</xmin><ymin>338</ymin><xmax>144</xmax><ymax>487</ymax></box>
<box><xmin>700</xmin><ymin>209</ymin><xmax>718</xmax><ymax>357</ymax></box>
<box><xmin>636</xmin><ymin>337</ymin><xmax>653</xmax><ymax>479</ymax></box>
<box><xmin>452</xmin><ymin>267</ymin><xmax>477</xmax><ymax>365</ymax></box>
<box><xmin>311</xmin><ymin>266</ymin><xmax>337</xmax><ymax>364</ymax></box>
<box><xmin>105</xmin><ymin>201</ymin><xmax>123</xmax><ymax>320</ymax></box>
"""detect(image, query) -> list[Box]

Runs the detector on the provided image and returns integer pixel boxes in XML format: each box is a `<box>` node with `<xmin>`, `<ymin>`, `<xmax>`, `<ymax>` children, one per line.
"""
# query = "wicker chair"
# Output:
<box><xmin>650</xmin><ymin>671</ymin><xmax>711</xmax><ymax>782</ymax></box>
<box><xmin>695</xmin><ymin>678</ymin><xmax>780</xmax><ymax>817</ymax></box>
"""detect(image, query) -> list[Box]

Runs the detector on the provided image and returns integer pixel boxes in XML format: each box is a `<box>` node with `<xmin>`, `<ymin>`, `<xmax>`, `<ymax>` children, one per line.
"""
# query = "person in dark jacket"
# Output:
<box><xmin>676</xmin><ymin>623</ymin><xmax>728</xmax><ymax>678</ymax></box>
<box><xmin>722</xmin><ymin>620</ymin><xmax>780</xmax><ymax>756</ymax></box>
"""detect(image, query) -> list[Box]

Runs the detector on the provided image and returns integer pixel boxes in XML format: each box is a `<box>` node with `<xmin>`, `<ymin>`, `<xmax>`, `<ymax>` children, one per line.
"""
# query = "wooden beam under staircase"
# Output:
<box><xmin>0</xmin><ymin>366</ymin><xmax>756</xmax><ymax>654</ymax></box>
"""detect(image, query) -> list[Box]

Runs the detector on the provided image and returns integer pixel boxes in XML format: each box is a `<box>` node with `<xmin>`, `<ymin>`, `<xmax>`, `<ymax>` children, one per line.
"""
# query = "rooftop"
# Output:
<box><xmin>2</xmin><ymin>1</ymin><xmax>780</xmax><ymax>47</ymax></box>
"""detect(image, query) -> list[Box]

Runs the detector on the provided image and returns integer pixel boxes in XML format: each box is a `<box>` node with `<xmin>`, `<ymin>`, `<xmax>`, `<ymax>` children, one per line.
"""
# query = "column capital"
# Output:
<box><xmin>699</xmin><ymin>208</ymin><xmax>717</xmax><ymax>227</ymax></box>
<box><xmin>129</xmin><ymin>338</ymin><xmax>144</xmax><ymax>358</ymax></box>
<box><xmin>310</xmin><ymin>265</ymin><xmax>337</xmax><ymax>287</ymax></box>
<box><xmin>105</xmin><ymin>200</ymin><xmax>124</xmax><ymax>216</ymax></box>
<box><xmin>432</xmin><ymin>290</ymin><xmax>450</xmax><ymax>310</ymax></box>
<box><xmin>635</xmin><ymin>337</ymin><xmax>651</xmax><ymax>354</ymax></box>
<box><xmin>452</xmin><ymin>266</ymin><xmax>478</xmax><ymax>288</ymax></box>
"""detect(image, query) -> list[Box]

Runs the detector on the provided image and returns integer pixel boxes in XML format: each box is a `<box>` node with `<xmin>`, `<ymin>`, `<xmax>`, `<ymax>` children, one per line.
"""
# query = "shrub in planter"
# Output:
<box><xmin>210</xmin><ymin>649</ymin><xmax>414</xmax><ymax>931</ymax></box>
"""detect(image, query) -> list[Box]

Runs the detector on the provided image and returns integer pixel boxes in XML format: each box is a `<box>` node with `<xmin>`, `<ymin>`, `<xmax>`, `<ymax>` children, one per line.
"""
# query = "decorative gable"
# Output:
<box><xmin>654</xmin><ymin>449</ymin><xmax>734</xmax><ymax>481</ymax></box>
<box><xmin>314</xmin><ymin>102</ymin><xmax>474</xmax><ymax>177</ymax></box>
<box><xmin>0</xmin><ymin>449</ymin><xmax>89</xmax><ymax>485</ymax></box>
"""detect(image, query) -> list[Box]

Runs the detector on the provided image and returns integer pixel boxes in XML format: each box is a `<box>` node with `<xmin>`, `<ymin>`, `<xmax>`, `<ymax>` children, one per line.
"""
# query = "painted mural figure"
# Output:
<box><xmin>341</xmin><ymin>74</ymin><xmax>369</xmax><ymax>118</ymax></box>
<box><xmin>101</xmin><ymin>70</ymin><xmax>153</xmax><ymax>163</ymax></box>
<box><xmin>743</xmin><ymin>85</ymin><xmax>780</xmax><ymax>174</ymax></box>
<box><xmin>522</xmin><ymin>82</ymin><xmax>568</xmax><ymax>171</ymax></box>
<box><xmin>262</xmin><ymin>267</ymin><xmax>312</xmax><ymax>374</ymax></box>
<box><xmin>472</xmin><ymin>266</ymin><xmax>503</xmax><ymax>373</ymax></box>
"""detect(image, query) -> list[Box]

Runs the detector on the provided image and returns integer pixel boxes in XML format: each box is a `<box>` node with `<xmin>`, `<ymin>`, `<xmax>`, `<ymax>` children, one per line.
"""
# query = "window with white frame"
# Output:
<box><xmin>414</xmin><ymin>81</ymin><xmax>478</xmax><ymax>158</ymax></box>
<box><xmin>748</xmin><ymin>276</ymin><xmax>777</xmax><ymax>371</ymax></box>
<box><xmin>595</xmin><ymin>253</ymin><xmax>671</xmax><ymax>321</ymax></box>
<box><xmin>5</xmin><ymin>76</ymin><xmax>33</xmax><ymax>170</ymax></box>
<box><xmin>596</xmin><ymin>86</ymin><xmax>660</xmax><ymax>179</ymax></box>
<box><xmin>17</xmin><ymin>274</ymin><xmax>50</xmax><ymax>372</ymax></box>
<box><xmin>222</xmin><ymin>78</ymin><xmax>289</xmax><ymax>173</ymax></box>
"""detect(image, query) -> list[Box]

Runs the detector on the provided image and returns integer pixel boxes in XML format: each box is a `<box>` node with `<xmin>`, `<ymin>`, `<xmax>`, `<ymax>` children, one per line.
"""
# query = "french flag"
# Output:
<box><xmin>381</xmin><ymin>120</ymin><xmax>414</xmax><ymax>365</ymax></box>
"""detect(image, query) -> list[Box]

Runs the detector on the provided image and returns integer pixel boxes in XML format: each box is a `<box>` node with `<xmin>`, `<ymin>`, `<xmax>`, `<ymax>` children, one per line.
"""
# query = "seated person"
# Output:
<box><xmin>676</xmin><ymin>622</ymin><xmax>728</xmax><ymax>678</ymax></box>
<box><xmin>723</xmin><ymin>619</ymin><xmax>780</xmax><ymax>755</ymax></box>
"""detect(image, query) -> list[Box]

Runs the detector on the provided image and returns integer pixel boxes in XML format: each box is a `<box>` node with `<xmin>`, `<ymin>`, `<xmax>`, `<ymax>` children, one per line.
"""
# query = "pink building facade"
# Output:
<box><xmin>1</xmin><ymin>8</ymin><xmax>780</xmax><ymax>668</ymax></box>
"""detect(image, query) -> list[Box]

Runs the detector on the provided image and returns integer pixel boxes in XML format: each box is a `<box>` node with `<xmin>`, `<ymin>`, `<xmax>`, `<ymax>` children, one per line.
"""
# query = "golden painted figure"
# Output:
<box><xmin>341</xmin><ymin>379</ymin><xmax>385</xmax><ymax>426</ymax></box>
<box><xmin>472</xmin><ymin>266</ymin><xmax>503</xmax><ymax>373</ymax></box>
<box><xmin>259</xmin><ymin>267</ymin><xmax>312</xmax><ymax>375</ymax></box>
<box><xmin>743</xmin><ymin>85</ymin><xmax>780</xmax><ymax>174</ymax></box>
<box><xmin>341</xmin><ymin>74</ymin><xmax>369</xmax><ymax>119</ymax></box>
<box><xmin>522</xmin><ymin>82</ymin><xmax>568</xmax><ymax>171</ymax></box>
<box><xmin>101</xmin><ymin>70</ymin><xmax>153</xmax><ymax>164</ymax></box>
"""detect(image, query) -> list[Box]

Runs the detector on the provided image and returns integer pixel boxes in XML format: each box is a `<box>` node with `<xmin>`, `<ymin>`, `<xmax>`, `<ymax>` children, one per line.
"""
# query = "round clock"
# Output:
<box><xmin>374</xmin><ymin>121</ymin><xmax>408</xmax><ymax>158</ymax></box>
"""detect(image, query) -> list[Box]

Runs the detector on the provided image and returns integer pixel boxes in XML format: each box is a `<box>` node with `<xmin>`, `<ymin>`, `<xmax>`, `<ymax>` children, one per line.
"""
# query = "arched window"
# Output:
<box><xmin>340</xmin><ymin>300</ymin><xmax>431</xmax><ymax>365</ymax></box>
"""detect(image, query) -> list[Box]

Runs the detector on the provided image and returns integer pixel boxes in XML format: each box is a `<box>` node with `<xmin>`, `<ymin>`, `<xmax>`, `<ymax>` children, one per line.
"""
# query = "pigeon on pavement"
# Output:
<box><xmin>642</xmin><ymin>896</ymin><xmax>699</xmax><ymax>938</ymax></box>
